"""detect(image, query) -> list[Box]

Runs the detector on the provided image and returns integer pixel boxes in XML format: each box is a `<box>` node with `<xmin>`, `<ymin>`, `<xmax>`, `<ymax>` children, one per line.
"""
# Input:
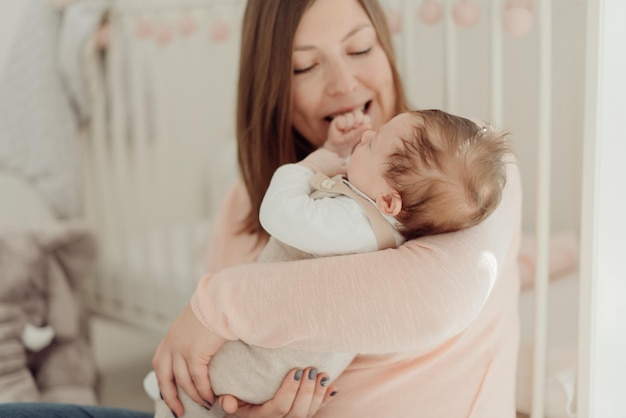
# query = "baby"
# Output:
<box><xmin>265</xmin><ymin>108</ymin><xmax>514</xmax><ymax>248</ymax></box>
<box><xmin>149</xmin><ymin>108</ymin><xmax>514</xmax><ymax>417</ymax></box>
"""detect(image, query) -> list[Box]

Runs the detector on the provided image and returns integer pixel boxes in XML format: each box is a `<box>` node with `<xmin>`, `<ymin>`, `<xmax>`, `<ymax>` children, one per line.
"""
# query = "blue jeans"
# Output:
<box><xmin>0</xmin><ymin>403</ymin><xmax>153</xmax><ymax>418</ymax></box>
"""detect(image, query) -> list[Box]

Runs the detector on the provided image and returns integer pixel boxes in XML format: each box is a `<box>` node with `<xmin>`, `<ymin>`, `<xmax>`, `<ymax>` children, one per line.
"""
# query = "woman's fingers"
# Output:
<box><xmin>172</xmin><ymin>356</ymin><xmax>210</xmax><ymax>411</ymax></box>
<box><xmin>322</xmin><ymin>385</ymin><xmax>338</xmax><ymax>406</ymax></box>
<box><xmin>220</xmin><ymin>368</ymin><xmax>338</xmax><ymax>418</ymax></box>
<box><xmin>220</xmin><ymin>368</ymin><xmax>307</xmax><ymax>418</ymax></box>
<box><xmin>263</xmin><ymin>368</ymin><xmax>304</xmax><ymax>417</ymax></box>
<box><xmin>152</xmin><ymin>304</ymin><xmax>226</xmax><ymax>415</ymax></box>
<box><xmin>152</xmin><ymin>351</ymin><xmax>184</xmax><ymax>417</ymax></box>
<box><xmin>287</xmin><ymin>368</ymin><xmax>317</xmax><ymax>417</ymax></box>
<box><xmin>305</xmin><ymin>372</ymin><xmax>330</xmax><ymax>416</ymax></box>
<box><xmin>189</xmin><ymin>356</ymin><xmax>215</xmax><ymax>407</ymax></box>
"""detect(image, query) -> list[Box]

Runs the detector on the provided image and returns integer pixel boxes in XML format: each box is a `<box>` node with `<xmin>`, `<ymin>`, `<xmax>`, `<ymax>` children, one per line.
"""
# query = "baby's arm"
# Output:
<box><xmin>259</xmin><ymin>164</ymin><xmax>380</xmax><ymax>256</ymax></box>
<box><xmin>298</xmin><ymin>148</ymin><xmax>347</xmax><ymax>179</ymax></box>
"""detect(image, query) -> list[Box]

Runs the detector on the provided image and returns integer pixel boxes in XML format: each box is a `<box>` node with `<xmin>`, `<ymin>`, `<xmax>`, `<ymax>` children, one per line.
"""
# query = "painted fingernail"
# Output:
<box><xmin>159</xmin><ymin>392</ymin><xmax>163</xmax><ymax>400</ymax></box>
<box><xmin>320</xmin><ymin>377</ymin><xmax>329</xmax><ymax>387</ymax></box>
<box><xmin>330</xmin><ymin>390</ymin><xmax>338</xmax><ymax>397</ymax></box>
<box><xmin>170</xmin><ymin>410</ymin><xmax>178</xmax><ymax>418</ymax></box>
<box><xmin>204</xmin><ymin>399</ymin><xmax>213</xmax><ymax>408</ymax></box>
<box><xmin>308</xmin><ymin>368</ymin><xmax>318</xmax><ymax>380</ymax></box>
<box><xmin>294</xmin><ymin>369</ymin><xmax>303</xmax><ymax>381</ymax></box>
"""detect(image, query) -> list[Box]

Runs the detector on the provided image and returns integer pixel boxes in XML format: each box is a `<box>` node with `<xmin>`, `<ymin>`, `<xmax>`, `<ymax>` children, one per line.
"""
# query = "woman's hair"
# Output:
<box><xmin>236</xmin><ymin>0</ymin><xmax>408</xmax><ymax>235</ymax></box>
<box><xmin>384</xmin><ymin>110</ymin><xmax>514</xmax><ymax>240</ymax></box>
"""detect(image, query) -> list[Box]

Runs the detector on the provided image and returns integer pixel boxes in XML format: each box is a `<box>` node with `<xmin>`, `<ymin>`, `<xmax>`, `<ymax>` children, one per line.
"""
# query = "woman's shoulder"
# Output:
<box><xmin>220</xmin><ymin>177</ymin><xmax>251</xmax><ymax>211</ymax></box>
<box><xmin>211</xmin><ymin>177</ymin><xmax>251</xmax><ymax>238</ymax></box>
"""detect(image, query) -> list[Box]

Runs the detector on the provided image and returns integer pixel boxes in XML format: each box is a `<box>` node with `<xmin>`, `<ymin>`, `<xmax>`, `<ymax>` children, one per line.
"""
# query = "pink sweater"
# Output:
<box><xmin>191</xmin><ymin>162</ymin><xmax>522</xmax><ymax>418</ymax></box>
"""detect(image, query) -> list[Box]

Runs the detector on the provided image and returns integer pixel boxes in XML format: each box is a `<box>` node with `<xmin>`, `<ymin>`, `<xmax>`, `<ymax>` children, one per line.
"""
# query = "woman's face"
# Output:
<box><xmin>291</xmin><ymin>0</ymin><xmax>396</xmax><ymax>148</ymax></box>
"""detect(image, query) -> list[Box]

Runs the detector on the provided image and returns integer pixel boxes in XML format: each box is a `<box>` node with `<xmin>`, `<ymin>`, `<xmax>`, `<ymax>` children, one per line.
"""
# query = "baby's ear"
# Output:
<box><xmin>375</xmin><ymin>192</ymin><xmax>402</xmax><ymax>217</ymax></box>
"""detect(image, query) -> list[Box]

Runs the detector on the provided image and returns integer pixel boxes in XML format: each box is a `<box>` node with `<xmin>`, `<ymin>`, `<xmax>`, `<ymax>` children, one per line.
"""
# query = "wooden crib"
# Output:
<box><xmin>79</xmin><ymin>1</ymin><xmax>626</xmax><ymax>417</ymax></box>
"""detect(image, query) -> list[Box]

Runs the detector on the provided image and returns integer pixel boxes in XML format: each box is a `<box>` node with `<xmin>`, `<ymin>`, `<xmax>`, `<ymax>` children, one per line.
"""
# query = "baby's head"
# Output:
<box><xmin>347</xmin><ymin>109</ymin><xmax>513</xmax><ymax>240</ymax></box>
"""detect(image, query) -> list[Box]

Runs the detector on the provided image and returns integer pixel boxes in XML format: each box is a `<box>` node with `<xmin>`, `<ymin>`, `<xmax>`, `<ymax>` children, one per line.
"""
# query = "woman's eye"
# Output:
<box><xmin>350</xmin><ymin>47</ymin><xmax>372</xmax><ymax>56</ymax></box>
<box><xmin>294</xmin><ymin>64</ymin><xmax>315</xmax><ymax>75</ymax></box>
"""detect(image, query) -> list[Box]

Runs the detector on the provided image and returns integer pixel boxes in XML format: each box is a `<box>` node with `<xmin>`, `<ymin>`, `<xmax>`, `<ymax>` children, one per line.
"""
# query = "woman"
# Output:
<box><xmin>154</xmin><ymin>0</ymin><xmax>522</xmax><ymax>417</ymax></box>
<box><xmin>0</xmin><ymin>0</ymin><xmax>522</xmax><ymax>417</ymax></box>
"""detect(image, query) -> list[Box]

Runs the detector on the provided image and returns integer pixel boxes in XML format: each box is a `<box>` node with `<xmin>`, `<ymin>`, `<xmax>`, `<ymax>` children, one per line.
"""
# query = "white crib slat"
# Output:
<box><xmin>402</xmin><ymin>0</ymin><xmax>416</xmax><ymax>102</ymax></box>
<box><xmin>443</xmin><ymin>0</ymin><xmax>457</xmax><ymax>113</ymax></box>
<box><xmin>169</xmin><ymin>21</ymin><xmax>199</xmax><ymax>311</ymax></box>
<box><xmin>531</xmin><ymin>0</ymin><xmax>552</xmax><ymax>417</ymax></box>
<box><xmin>108</xmin><ymin>13</ymin><xmax>138</xmax><ymax>317</ymax></box>
<box><xmin>151</xmin><ymin>17</ymin><xmax>180</xmax><ymax>319</ymax></box>
<box><xmin>88</xmin><ymin>23</ymin><xmax>125</xmax><ymax>314</ymax></box>
<box><xmin>489</xmin><ymin>0</ymin><xmax>503</xmax><ymax>125</ymax></box>
<box><xmin>83</xmin><ymin>34</ymin><xmax>115</xmax><ymax>311</ymax></box>
<box><xmin>126</xmin><ymin>11</ymin><xmax>157</xmax><ymax>319</ymax></box>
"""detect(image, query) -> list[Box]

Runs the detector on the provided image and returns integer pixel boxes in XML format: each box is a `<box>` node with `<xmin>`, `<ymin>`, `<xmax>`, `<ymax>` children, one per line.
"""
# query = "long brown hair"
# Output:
<box><xmin>237</xmin><ymin>0</ymin><xmax>409</xmax><ymax>235</ymax></box>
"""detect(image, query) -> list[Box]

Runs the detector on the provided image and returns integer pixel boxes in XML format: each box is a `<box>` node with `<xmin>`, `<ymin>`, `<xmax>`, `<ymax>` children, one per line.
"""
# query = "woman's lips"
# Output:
<box><xmin>324</xmin><ymin>100</ymin><xmax>372</xmax><ymax>122</ymax></box>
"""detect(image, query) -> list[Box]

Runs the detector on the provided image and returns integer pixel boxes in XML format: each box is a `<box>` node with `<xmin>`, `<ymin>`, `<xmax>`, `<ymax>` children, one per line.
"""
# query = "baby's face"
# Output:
<box><xmin>347</xmin><ymin>112</ymin><xmax>416</xmax><ymax>199</ymax></box>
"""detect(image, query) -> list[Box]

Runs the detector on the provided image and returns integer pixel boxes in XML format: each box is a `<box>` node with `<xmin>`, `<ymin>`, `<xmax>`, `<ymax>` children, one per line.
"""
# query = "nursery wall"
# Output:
<box><xmin>0</xmin><ymin>2</ymin><xmax>27</xmax><ymax>78</ymax></box>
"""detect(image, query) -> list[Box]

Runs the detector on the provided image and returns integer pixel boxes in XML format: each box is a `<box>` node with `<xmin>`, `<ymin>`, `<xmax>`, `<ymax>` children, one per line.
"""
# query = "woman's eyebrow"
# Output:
<box><xmin>342</xmin><ymin>23</ymin><xmax>373</xmax><ymax>42</ymax></box>
<box><xmin>294</xmin><ymin>23</ymin><xmax>373</xmax><ymax>52</ymax></box>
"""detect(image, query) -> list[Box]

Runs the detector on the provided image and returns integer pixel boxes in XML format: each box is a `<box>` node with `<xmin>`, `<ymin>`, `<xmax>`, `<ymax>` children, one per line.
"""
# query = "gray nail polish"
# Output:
<box><xmin>320</xmin><ymin>377</ymin><xmax>329</xmax><ymax>387</ymax></box>
<box><xmin>294</xmin><ymin>369</ymin><xmax>303</xmax><ymax>381</ymax></box>
<box><xmin>308</xmin><ymin>368</ymin><xmax>318</xmax><ymax>380</ymax></box>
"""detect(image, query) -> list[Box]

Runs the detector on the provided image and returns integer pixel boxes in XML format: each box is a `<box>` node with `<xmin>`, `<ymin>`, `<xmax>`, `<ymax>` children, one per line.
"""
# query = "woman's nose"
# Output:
<box><xmin>325</xmin><ymin>59</ymin><xmax>357</xmax><ymax>96</ymax></box>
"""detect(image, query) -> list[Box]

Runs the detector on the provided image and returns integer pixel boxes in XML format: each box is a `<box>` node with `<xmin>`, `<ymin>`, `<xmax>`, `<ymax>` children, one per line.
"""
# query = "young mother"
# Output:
<box><xmin>154</xmin><ymin>0</ymin><xmax>522</xmax><ymax>417</ymax></box>
<box><xmin>0</xmin><ymin>0</ymin><xmax>522</xmax><ymax>417</ymax></box>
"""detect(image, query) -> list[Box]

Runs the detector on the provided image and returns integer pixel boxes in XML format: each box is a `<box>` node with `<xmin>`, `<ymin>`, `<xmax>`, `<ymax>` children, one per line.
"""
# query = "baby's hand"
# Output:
<box><xmin>325</xmin><ymin>109</ymin><xmax>372</xmax><ymax>158</ymax></box>
<box><xmin>299</xmin><ymin>148</ymin><xmax>347</xmax><ymax>178</ymax></box>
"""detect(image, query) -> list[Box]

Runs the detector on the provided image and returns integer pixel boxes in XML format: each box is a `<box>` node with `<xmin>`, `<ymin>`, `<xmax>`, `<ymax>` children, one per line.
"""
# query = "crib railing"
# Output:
<box><xmin>80</xmin><ymin>1</ymin><xmax>597</xmax><ymax>417</ymax></box>
<box><xmin>82</xmin><ymin>0</ymin><xmax>245</xmax><ymax>329</ymax></box>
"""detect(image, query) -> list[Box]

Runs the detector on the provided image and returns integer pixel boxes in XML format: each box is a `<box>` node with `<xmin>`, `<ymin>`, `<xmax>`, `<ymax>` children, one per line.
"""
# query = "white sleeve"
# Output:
<box><xmin>259</xmin><ymin>165</ymin><xmax>379</xmax><ymax>256</ymax></box>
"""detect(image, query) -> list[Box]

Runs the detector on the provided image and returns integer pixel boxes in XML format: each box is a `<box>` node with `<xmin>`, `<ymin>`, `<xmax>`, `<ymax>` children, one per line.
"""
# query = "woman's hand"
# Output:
<box><xmin>152</xmin><ymin>304</ymin><xmax>227</xmax><ymax>417</ymax></box>
<box><xmin>219</xmin><ymin>368</ymin><xmax>338</xmax><ymax>418</ymax></box>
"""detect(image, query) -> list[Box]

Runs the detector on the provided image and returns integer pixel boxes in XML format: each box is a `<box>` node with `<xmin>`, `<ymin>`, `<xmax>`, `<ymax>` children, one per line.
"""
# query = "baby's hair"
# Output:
<box><xmin>383</xmin><ymin>109</ymin><xmax>514</xmax><ymax>240</ymax></box>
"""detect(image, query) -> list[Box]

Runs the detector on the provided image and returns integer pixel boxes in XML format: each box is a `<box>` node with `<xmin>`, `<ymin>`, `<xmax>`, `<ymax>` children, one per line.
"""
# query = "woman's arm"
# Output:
<box><xmin>194</xmin><ymin>164</ymin><xmax>522</xmax><ymax>354</ymax></box>
<box><xmin>156</xmin><ymin>179</ymin><xmax>342</xmax><ymax>417</ymax></box>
